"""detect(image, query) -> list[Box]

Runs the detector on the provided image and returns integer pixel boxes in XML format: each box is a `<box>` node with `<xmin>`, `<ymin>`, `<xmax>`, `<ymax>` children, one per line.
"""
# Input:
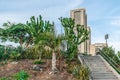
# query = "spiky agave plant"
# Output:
<box><xmin>72</xmin><ymin>65</ymin><xmax>90</xmax><ymax>80</ymax></box>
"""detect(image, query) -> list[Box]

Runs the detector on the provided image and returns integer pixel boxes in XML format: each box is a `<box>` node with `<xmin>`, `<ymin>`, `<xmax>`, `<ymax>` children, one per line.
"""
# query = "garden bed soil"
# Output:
<box><xmin>0</xmin><ymin>59</ymin><xmax>76</xmax><ymax>80</ymax></box>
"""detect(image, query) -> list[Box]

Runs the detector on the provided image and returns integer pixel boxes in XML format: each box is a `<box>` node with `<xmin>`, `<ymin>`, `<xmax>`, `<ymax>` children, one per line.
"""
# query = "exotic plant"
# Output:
<box><xmin>59</xmin><ymin>17</ymin><xmax>89</xmax><ymax>65</ymax></box>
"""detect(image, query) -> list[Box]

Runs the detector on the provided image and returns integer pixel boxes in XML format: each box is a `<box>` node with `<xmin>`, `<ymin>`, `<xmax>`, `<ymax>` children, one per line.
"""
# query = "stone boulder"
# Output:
<box><xmin>33</xmin><ymin>65</ymin><xmax>43</xmax><ymax>71</ymax></box>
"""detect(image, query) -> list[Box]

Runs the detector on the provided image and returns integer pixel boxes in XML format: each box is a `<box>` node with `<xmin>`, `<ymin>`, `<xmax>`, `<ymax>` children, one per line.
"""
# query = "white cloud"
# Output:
<box><xmin>110</xmin><ymin>19</ymin><xmax>120</xmax><ymax>26</ymax></box>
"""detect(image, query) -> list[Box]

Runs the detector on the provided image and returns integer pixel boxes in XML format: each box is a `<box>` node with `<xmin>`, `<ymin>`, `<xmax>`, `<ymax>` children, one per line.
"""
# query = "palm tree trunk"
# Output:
<box><xmin>59</xmin><ymin>55</ymin><xmax>62</xmax><ymax>71</ymax></box>
<box><xmin>52</xmin><ymin>51</ymin><xmax>57</xmax><ymax>73</ymax></box>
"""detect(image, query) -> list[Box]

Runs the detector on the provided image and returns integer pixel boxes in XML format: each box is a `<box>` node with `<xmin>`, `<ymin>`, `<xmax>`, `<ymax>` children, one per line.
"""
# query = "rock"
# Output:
<box><xmin>11</xmin><ymin>61</ymin><xmax>18</xmax><ymax>64</ymax></box>
<box><xmin>33</xmin><ymin>65</ymin><xmax>43</xmax><ymax>71</ymax></box>
<box><xmin>49</xmin><ymin>70</ymin><xmax>58</xmax><ymax>74</ymax></box>
<box><xmin>49</xmin><ymin>72</ymin><xmax>52</xmax><ymax>74</ymax></box>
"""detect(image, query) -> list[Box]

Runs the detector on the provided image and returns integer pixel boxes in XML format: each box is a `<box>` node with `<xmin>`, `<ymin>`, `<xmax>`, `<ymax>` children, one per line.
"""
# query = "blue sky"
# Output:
<box><xmin>0</xmin><ymin>0</ymin><xmax>120</xmax><ymax>52</ymax></box>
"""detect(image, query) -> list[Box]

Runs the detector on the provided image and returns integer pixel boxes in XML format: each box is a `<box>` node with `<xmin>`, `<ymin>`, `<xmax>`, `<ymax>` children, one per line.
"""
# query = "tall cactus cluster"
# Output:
<box><xmin>59</xmin><ymin>17</ymin><xmax>89</xmax><ymax>65</ymax></box>
<box><xmin>24</xmin><ymin>15</ymin><xmax>54</xmax><ymax>45</ymax></box>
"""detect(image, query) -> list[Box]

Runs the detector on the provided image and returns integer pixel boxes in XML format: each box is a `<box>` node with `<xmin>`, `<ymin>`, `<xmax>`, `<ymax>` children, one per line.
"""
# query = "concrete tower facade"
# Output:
<box><xmin>87</xmin><ymin>26</ymin><xmax>91</xmax><ymax>54</ymax></box>
<box><xmin>70</xmin><ymin>8</ymin><xmax>91</xmax><ymax>53</ymax></box>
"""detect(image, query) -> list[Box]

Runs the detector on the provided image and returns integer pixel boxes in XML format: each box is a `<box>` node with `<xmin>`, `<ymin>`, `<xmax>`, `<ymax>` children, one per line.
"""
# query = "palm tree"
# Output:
<box><xmin>45</xmin><ymin>31</ymin><xmax>63</xmax><ymax>74</ymax></box>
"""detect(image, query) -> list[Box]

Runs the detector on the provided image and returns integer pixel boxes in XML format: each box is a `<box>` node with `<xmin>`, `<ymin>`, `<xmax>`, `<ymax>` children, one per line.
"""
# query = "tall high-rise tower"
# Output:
<box><xmin>70</xmin><ymin>8</ymin><xmax>91</xmax><ymax>53</ymax></box>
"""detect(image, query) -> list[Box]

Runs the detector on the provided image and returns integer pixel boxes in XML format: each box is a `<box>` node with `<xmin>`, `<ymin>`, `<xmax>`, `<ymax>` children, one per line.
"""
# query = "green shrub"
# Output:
<box><xmin>2</xmin><ymin>53</ymin><xmax>9</xmax><ymax>61</ymax></box>
<box><xmin>22</xmin><ymin>47</ymin><xmax>39</xmax><ymax>59</ymax></box>
<box><xmin>33</xmin><ymin>60</ymin><xmax>45</xmax><ymax>64</ymax></box>
<box><xmin>67</xmin><ymin>65</ymin><xmax>74</xmax><ymax>73</ymax></box>
<box><xmin>0</xmin><ymin>52</ymin><xmax>4</xmax><ymax>61</ymax></box>
<box><xmin>42</xmin><ymin>49</ymin><xmax>52</xmax><ymax>59</ymax></box>
<box><xmin>14</xmin><ymin>71</ymin><xmax>29</xmax><ymax>80</ymax></box>
<box><xmin>0</xmin><ymin>78</ymin><xmax>10</xmax><ymax>80</ymax></box>
<box><xmin>0</xmin><ymin>71</ymin><xmax>29</xmax><ymax>80</ymax></box>
<box><xmin>10</xmin><ymin>51</ymin><xmax>21</xmax><ymax>61</ymax></box>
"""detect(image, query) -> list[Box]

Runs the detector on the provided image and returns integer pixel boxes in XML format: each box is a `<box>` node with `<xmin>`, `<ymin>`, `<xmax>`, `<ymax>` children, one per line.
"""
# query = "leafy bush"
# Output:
<box><xmin>101</xmin><ymin>47</ymin><xmax>120</xmax><ymax>65</ymax></box>
<box><xmin>100</xmin><ymin>47</ymin><xmax>120</xmax><ymax>73</ymax></box>
<box><xmin>2</xmin><ymin>53</ymin><xmax>9</xmax><ymax>61</ymax></box>
<box><xmin>14</xmin><ymin>71</ymin><xmax>29</xmax><ymax>80</ymax></box>
<box><xmin>10</xmin><ymin>51</ymin><xmax>21</xmax><ymax>61</ymax></box>
<box><xmin>0</xmin><ymin>71</ymin><xmax>29</xmax><ymax>80</ymax></box>
<box><xmin>33</xmin><ymin>60</ymin><xmax>45</xmax><ymax>64</ymax></box>
<box><xmin>21</xmin><ymin>47</ymin><xmax>39</xmax><ymax>59</ymax></box>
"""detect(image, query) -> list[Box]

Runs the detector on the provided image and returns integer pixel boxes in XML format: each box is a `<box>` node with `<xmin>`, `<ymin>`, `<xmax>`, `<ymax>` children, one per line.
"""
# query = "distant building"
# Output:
<box><xmin>70</xmin><ymin>8</ymin><xmax>106</xmax><ymax>55</ymax></box>
<box><xmin>90</xmin><ymin>43</ymin><xmax>106</xmax><ymax>56</ymax></box>
<box><xmin>70</xmin><ymin>8</ymin><xmax>91</xmax><ymax>54</ymax></box>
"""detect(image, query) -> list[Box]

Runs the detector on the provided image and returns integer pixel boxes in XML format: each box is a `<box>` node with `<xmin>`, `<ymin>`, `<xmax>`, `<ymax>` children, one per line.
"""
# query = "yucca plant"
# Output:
<box><xmin>72</xmin><ymin>65</ymin><xmax>89</xmax><ymax>80</ymax></box>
